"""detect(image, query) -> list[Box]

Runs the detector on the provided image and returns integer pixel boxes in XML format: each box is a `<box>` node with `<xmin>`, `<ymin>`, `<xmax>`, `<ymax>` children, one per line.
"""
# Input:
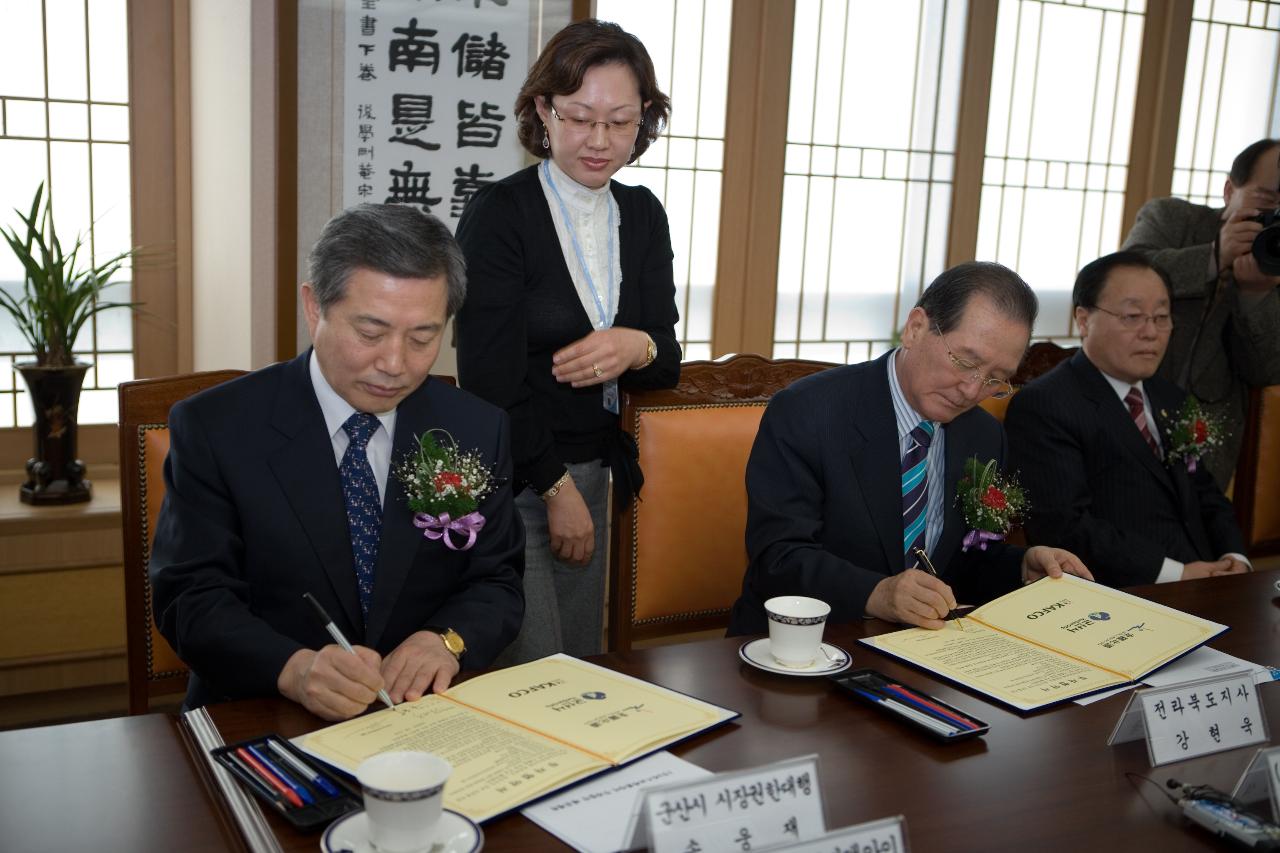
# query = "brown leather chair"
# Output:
<box><xmin>1233</xmin><ymin>384</ymin><xmax>1280</xmax><ymax>558</ymax></box>
<box><xmin>977</xmin><ymin>340</ymin><xmax>1078</xmax><ymax>421</ymax></box>
<box><xmin>607</xmin><ymin>354</ymin><xmax>834</xmax><ymax>652</ymax></box>
<box><xmin>118</xmin><ymin>370</ymin><xmax>458</xmax><ymax>713</ymax></box>
<box><xmin>118</xmin><ymin>370</ymin><xmax>245</xmax><ymax>714</ymax></box>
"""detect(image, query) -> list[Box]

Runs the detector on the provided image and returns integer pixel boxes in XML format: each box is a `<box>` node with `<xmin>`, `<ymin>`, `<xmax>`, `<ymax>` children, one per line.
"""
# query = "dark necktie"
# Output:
<box><xmin>901</xmin><ymin>420</ymin><xmax>935</xmax><ymax>569</ymax></box>
<box><xmin>341</xmin><ymin>412</ymin><xmax>382</xmax><ymax>620</ymax></box>
<box><xmin>1124</xmin><ymin>387</ymin><xmax>1161</xmax><ymax>458</ymax></box>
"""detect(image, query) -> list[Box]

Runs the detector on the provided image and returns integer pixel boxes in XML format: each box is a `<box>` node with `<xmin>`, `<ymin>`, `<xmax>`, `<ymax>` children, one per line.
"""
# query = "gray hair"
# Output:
<box><xmin>307</xmin><ymin>204</ymin><xmax>467</xmax><ymax>318</ymax></box>
<box><xmin>916</xmin><ymin>261</ymin><xmax>1038</xmax><ymax>335</ymax></box>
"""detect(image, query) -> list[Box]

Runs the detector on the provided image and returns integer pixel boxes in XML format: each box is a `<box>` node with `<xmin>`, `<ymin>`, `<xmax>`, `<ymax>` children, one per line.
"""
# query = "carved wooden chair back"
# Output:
<box><xmin>978</xmin><ymin>340</ymin><xmax>1078</xmax><ymax>422</ymax></box>
<box><xmin>1233</xmin><ymin>384</ymin><xmax>1280</xmax><ymax>558</ymax></box>
<box><xmin>118</xmin><ymin>370</ymin><xmax>245</xmax><ymax>714</ymax></box>
<box><xmin>607</xmin><ymin>354</ymin><xmax>835</xmax><ymax>651</ymax></box>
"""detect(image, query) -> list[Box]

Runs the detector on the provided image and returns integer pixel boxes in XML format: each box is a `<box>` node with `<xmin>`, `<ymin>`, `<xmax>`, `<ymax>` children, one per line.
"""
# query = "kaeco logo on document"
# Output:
<box><xmin>507</xmin><ymin>678</ymin><xmax>565</xmax><ymax>698</ymax></box>
<box><xmin>1059</xmin><ymin>612</ymin><xmax>1111</xmax><ymax>635</ymax></box>
<box><xmin>1025</xmin><ymin>599</ymin><xmax>1070</xmax><ymax>619</ymax></box>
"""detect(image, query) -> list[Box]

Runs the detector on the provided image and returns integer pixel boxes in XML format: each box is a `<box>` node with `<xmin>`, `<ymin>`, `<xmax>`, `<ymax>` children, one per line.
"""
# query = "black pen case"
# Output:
<box><xmin>830</xmin><ymin>668</ymin><xmax>990</xmax><ymax>742</ymax></box>
<box><xmin>211</xmin><ymin>733</ymin><xmax>362</xmax><ymax>831</ymax></box>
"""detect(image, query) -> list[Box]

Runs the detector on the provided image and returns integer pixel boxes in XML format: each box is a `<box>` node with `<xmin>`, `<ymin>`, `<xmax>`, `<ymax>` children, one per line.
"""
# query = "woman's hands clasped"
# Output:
<box><xmin>552</xmin><ymin>328</ymin><xmax>652</xmax><ymax>388</ymax></box>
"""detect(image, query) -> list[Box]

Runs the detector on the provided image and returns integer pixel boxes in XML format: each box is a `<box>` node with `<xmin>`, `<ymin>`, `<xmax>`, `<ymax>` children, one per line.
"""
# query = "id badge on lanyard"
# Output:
<box><xmin>544</xmin><ymin>160</ymin><xmax>620</xmax><ymax>415</ymax></box>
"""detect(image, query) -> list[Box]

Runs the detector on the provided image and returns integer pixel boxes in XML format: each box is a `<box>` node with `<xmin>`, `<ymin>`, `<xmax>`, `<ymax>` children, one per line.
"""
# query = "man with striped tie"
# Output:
<box><xmin>729</xmin><ymin>262</ymin><xmax>1092</xmax><ymax>635</ymax></box>
<box><xmin>1006</xmin><ymin>252</ymin><xmax>1249</xmax><ymax>587</ymax></box>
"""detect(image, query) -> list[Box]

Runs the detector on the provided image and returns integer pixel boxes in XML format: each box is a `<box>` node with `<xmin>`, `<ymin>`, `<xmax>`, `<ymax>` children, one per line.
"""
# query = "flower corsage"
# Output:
<box><xmin>394</xmin><ymin>430</ymin><xmax>499</xmax><ymax>551</ymax></box>
<box><xmin>1160</xmin><ymin>397</ymin><xmax>1222</xmax><ymax>474</ymax></box>
<box><xmin>955</xmin><ymin>456</ymin><xmax>1028</xmax><ymax>551</ymax></box>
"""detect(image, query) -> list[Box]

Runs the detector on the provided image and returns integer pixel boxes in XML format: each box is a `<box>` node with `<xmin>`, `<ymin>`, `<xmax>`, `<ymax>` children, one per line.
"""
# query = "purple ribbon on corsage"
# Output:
<box><xmin>1186</xmin><ymin>455</ymin><xmax>1199</xmax><ymax>473</ymax></box>
<box><xmin>413</xmin><ymin>511</ymin><xmax>486</xmax><ymax>551</ymax></box>
<box><xmin>962</xmin><ymin>529</ymin><xmax>1004</xmax><ymax>552</ymax></box>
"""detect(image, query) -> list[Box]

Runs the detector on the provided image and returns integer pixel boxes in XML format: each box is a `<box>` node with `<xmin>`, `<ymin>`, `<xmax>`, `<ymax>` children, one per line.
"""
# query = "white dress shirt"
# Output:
<box><xmin>887</xmin><ymin>349</ymin><xmax>945</xmax><ymax>561</ymax></box>
<box><xmin>309</xmin><ymin>352</ymin><xmax>397</xmax><ymax>505</ymax></box>
<box><xmin>538</xmin><ymin>158</ymin><xmax>622</xmax><ymax>330</ymax></box>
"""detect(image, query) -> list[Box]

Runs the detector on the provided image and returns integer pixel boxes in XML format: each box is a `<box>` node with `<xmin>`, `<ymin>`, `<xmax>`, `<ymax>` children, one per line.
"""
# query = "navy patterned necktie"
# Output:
<box><xmin>341</xmin><ymin>412</ymin><xmax>382</xmax><ymax>620</ymax></box>
<box><xmin>901</xmin><ymin>420</ymin><xmax>936</xmax><ymax>570</ymax></box>
<box><xmin>1125</xmin><ymin>387</ymin><xmax>1161</xmax><ymax>458</ymax></box>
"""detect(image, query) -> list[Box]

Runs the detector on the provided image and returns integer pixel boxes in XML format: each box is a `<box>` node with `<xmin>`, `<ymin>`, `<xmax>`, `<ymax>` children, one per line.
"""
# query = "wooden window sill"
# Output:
<box><xmin>0</xmin><ymin>477</ymin><xmax>121</xmax><ymax>541</ymax></box>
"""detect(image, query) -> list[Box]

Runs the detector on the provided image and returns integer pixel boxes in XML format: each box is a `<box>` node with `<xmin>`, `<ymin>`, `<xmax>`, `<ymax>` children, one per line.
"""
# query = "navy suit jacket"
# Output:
<box><xmin>149</xmin><ymin>351</ymin><xmax>525</xmax><ymax>709</ymax></box>
<box><xmin>728</xmin><ymin>352</ymin><xmax>1024</xmax><ymax>636</ymax></box>
<box><xmin>1005</xmin><ymin>350</ymin><xmax>1244</xmax><ymax>587</ymax></box>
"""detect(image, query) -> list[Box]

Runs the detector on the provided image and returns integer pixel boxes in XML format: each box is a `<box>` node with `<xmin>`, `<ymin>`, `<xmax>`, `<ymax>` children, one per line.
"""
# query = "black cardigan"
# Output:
<box><xmin>455</xmin><ymin>164</ymin><xmax>681</xmax><ymax>497</ymax></box>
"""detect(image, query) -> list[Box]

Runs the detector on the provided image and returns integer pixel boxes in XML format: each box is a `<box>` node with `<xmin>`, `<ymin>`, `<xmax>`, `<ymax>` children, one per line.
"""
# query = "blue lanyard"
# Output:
<box><xmin>543</xmin><ymin>160</ymin><xmax>616</xmax><ymax>329</ymax></box>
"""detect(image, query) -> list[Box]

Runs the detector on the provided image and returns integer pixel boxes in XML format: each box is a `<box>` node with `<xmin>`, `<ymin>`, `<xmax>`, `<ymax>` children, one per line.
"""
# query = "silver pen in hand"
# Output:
<box><xmin>912</xmin><ymin>548</ymin><xmax>967</xmax><ymax>629</ymax></box>
<box><xmin>303</xmin><ymin>592</ymin><xmax>395</xmax><ymax>711</ymax></box>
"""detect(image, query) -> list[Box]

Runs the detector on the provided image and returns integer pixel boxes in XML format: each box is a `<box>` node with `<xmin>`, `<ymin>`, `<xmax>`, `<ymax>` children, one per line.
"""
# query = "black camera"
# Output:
<box><xmin>1252</xmin><ymin>207</ymin><xmax>1280</xmax><ymax>275</ymax></box>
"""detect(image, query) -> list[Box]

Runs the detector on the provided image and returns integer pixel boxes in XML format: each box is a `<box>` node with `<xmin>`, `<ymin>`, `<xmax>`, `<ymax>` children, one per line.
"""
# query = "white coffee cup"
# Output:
<box><xmin>764</xmin><ymin>596</ymin><xmax>831</xmax><ymax>668</ymax></box>
<box><xmin>356</xmin><ymin>751</ymin><xmax>452</xmax><ymax>853</ymax></box>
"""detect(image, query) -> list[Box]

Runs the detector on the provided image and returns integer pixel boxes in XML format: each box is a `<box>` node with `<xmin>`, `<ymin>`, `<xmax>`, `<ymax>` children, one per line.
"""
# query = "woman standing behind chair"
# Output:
<box><xmin>456</xmin><ymin>20</ymin><xmax>680</xmax><ymax>663</ymax></box>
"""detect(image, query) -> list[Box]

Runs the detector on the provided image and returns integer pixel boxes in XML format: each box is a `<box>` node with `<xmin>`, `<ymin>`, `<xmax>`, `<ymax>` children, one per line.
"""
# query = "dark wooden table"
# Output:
<box><xmin>4</xmin><ymin>570</ymin><xmax>1278</xmax><ymax>851</ymax></box>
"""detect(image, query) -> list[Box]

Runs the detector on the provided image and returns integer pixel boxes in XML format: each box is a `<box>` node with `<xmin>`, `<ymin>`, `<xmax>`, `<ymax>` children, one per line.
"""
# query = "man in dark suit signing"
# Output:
<box><xmin>729</xmin><ymin>263</ymin><xmax>1092</xmax><ymax>635</ymax></box>
<box><xmin>150</xmin><ymin>204</ymin><xmax>524</xmax><ymax>719</ymax></box>
<box><xmin>1005</xmin><ymin>252</ymin><xmax>1249</xmax><ymax>587</ymax></box>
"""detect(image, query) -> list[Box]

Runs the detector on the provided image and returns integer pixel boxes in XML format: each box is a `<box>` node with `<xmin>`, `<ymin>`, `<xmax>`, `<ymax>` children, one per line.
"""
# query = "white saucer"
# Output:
<box><xmin>321</xmin><ymin>808</ymin><xmax>483</xmax><ymax>853</ymax></box>
<box><xmin>738</xmin><ymin>638</ymin><xmax>852</xmax><ymax>677</ymax></box>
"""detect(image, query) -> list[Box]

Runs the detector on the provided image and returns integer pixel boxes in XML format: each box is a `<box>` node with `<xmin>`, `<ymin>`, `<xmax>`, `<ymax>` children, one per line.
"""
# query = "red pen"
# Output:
<box><xmin>236</xmin><ymin>746</ymin><xmax>304</xmax><ymax>808</ymax></box>
<box><xmin>881</xmin><ymin>683</ymin><xmax>976</xmax><ymax>730</ymax></box>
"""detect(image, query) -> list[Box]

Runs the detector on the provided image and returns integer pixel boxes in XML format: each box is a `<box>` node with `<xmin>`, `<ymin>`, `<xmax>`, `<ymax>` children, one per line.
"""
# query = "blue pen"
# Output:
<box><xmin>225</xmin><ymin>751</ymin><xmax>288</xmax><ymax>805</ymax></box>
<box><xmin>268</xmin><ymin>739</ymin><xmax>342</xmax><ymax>798</ymax></box>
<box><xmin>247</xmin><ymin>743</ymin><xmax>316</xmax><ymax>805</ymax></box>
<box><xmin>870</xmin><ymin>683</ymin><xmax>964</xmax><ymax>726</ymax></box>
<box><xmin>847</xmin><ymin>685</ymin><xmax>959</xmax><ymax>736</ymax></box>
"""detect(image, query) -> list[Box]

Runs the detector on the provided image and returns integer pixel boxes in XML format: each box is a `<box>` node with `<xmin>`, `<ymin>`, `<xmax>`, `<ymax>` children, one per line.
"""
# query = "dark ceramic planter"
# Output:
<box><xmin>16</xmin><ymin>361</ymin><xmax>92</xmax><ymax>505</ymax></box>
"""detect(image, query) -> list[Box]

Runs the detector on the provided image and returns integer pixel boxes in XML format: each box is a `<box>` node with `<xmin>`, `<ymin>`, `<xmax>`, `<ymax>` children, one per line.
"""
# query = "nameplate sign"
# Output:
<box><xmin>1231</xmin><ymin>746</ymin><xmax>1280</xmax><ymax>818</ymax></box>
<box><xmin>766</xmin><ymin>815</ymin><xmax>908</xmax><ymax>852</ymax></box>
<box><xmin>640</xmin><ymin>754</ymin><xmax>825</xmax><ymax>853</ymax></box>
<box><xmin>1107</xmin><ymin>673</ymin><xmax>1267</xmax><ymax>766</ymax></box>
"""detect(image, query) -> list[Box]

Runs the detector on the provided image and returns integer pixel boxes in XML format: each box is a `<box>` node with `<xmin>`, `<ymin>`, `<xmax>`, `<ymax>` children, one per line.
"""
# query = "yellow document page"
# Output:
<box><xmin>295</xmin><ymin>654</ymin><xmax>737</xmax><ymax>822</ymax></box>
<box><xmin>297</xmin><ymin>696</ymin><xmax>605</xmax><ymax>822</ymax></box>
<box><xmin>446</xmin><ymin>654</ymin><xmax>733</xmax><ymax>764</ymax></box>
<box><xmin>867</xmin><ymin>619</ymin><xmax>1127</xmax><ymax>710</ymax></box>
<box><xmin>865</xmin><ymin>576</ymin><xmax>1227</xmax><ymax>710</ymax></box>
<box><xmin>965</xmin><ymin>574</ymin><xmax>1226</xmax><ymax>678</ymax></box>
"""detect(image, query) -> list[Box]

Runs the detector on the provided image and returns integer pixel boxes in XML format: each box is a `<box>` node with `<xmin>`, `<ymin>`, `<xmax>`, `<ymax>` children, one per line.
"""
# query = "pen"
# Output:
<box><xmin>847</xmin><ymin>684</ymin><xmax>961</xmax><ymax>736</ymax></box>
<box><xmin>247</xmin><ymin>743</ymin><xmax>316</xmax><ymax>806</ymax></box>
<box><xmin>303</xmin><ymin>592</ymin><xmax>395</xmax><ymax>711</ymax></box>
<box><xmin>236</xmin><ymin>746</ymin><xmax>305</xmax><ymax>808</ymax></box>
<box><xmin>267</xmin><ymin>739</ymin><xmax>342</xmax><ymax>798</ymax></box>
<box><xmin>225</xmin><ymin>750</ymin><xmax>288</xmax><ymax>806</ymax></box>
<box><xmin>913</xmin><ymin>547</ymin><xmax>966</xmax><ymax>628</ymax></box>
<box><xmin>881</xmin><ymin>683</ymin><xmax>977</xmax><ymax>730</ymax></box>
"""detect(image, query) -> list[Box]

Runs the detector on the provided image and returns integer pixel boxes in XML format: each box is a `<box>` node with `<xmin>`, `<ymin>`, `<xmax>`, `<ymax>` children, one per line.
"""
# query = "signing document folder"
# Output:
<box><xmin>862</xmin><ymin>574</ymin><xmax>1227</xmax><ymax>711</ymax></box>
<box><xmin>295</xmin><ymin>654</ymin><xmax>737</xmax><ymax>821</ymax></box>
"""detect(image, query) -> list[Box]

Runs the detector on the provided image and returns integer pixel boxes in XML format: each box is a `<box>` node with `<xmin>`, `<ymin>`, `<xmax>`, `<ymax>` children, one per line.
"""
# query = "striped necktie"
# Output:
<box><xmin>341</xmin><ymin>412</ymin><xmax>383</xmax><ymax>620</ymax></box>
<box><xmin>901</xmin><ymin>420</ymin><xmax>935</xmax><ymax>569</ymax></box>
<box><xmin>1124</xmin><ymin>387</ymin><xmax>1161</xmax><ymax>458</ymax></box>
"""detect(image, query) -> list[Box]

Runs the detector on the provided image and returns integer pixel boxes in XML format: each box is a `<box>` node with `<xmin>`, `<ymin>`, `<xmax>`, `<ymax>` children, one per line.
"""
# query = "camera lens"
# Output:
<box><xmin>1254</xmin><ymin>222</ymin><xmax>1280</xmax><ymax>276</ymax></box>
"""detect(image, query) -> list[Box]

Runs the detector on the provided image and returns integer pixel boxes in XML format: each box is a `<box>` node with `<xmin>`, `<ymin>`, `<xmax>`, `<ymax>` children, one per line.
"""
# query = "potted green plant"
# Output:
<box><xmin>0</xmin><ymin>183</ymin><xmax>138</xmax><ymax>504</ymax></box>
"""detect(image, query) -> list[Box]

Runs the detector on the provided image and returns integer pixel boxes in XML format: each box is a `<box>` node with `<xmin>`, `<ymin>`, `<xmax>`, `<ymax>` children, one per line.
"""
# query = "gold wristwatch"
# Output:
<box><xmin>430</xmin><ymin>628</ymin><xmax>466</xmax><ymax>660</ymax></box>
<box><xmin>640</xmin><ymin>334</ymin><xmax>658</xmax><ymax>368</ymax></box>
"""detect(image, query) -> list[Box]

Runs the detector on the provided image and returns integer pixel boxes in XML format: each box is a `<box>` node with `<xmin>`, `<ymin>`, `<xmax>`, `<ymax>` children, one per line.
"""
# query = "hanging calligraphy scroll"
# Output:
<box><xmin>342</xmin><ymin>0</ymin><xmax>530</xmax><ymax>230</ymax></box>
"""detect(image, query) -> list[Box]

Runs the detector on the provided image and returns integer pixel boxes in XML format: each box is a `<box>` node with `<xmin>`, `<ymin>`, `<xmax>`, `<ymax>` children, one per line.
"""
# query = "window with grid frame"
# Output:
<box><xmin>1171</xmin><ymin>0</ymin><xmax>1280</xmax><ymax>207</ymax></box>
<box><xmin>975</xmin><ymin>0</ymin><xmax>1146</xmax><ymax>343</ymax></box>
<box><xmin>0</xmin><ymin>0</ymin><xmax>133</xmax><ymax>429</ymax></box>
<box><xmin>773</xmin><ymin>0</ymin><xmax>969</xmax><ymax>364</ymax></box>
<box><xmin>594</xmin><ymin>0</ymin><xmax>732</xmax><ymax>362</ymax></box>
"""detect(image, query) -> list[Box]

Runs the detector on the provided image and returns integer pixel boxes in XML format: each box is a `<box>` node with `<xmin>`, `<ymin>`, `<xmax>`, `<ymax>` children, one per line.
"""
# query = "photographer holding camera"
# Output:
<box><xmin>1122</xmin><ymin>138</ymin><xmax>1280</xmax><ymax>488</ymax></box>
